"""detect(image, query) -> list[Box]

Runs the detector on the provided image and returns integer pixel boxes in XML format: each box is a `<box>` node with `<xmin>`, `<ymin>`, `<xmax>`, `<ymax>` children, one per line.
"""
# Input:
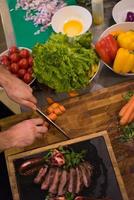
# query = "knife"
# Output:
<box><xmin>36</xmin><ymin>108</ymin><xmax>70</xmax><ymax>139</ymax></box>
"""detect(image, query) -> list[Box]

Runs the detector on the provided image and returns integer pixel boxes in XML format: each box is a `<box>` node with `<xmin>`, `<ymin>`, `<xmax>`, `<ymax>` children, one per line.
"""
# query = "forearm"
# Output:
<box><xmin>0</xmin><ymin>130</ymin><xmax>13</xmax><ymax>151</ymax></box>
<box><xmin>0</xmin><ymin>64</ymin><xmax>12</xmax><ymax>88</ymax></box>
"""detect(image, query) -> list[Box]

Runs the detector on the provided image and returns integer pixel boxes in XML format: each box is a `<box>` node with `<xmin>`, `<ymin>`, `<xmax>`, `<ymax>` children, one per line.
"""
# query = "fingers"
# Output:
<box><xmin>32</xmin><ymin>118</ymin><xmax>44</xmax><ymax>125</ymax></box>
<box><xmin>21</xmin><ymin>100</ymin><xmax>37</xmax><ymax>110</ymax></box>
<box><xmin>33</xmin><ymin>119</ymin><xmax>48</xmax><ymax>139</ymax></box>
<box><xmin>36</xmin><ymin>125</ymin><xmax>48</xmax><ymax>134</ymax></box>
<box><xmin>26</xmin><ymin>94</ymin><xmax>37</xmax><ymax>105</ymax></box>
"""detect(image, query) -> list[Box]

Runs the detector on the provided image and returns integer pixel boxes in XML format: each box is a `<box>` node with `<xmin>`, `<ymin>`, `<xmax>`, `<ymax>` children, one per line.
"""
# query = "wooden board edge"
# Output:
<box><xmin>103</xmin><ymin>134</ymin><xmax>129</xmax><ymax>200</ymax></box>
<box><xmin>8</xmin><ymin>131</ymin><xmax>107</xmax><ymax>160</ymax></box>
<box><xmin>7</xmin><ymin>130</ymin><xmax>128</xmax><ymax>200</ymax></box>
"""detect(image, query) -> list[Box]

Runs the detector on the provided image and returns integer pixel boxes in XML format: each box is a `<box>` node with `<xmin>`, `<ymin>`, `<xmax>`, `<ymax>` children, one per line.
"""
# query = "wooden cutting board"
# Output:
<box><xmin>0</xmin><ymin>80</ymin><xmax>134</xmax><ymax>199</ymax></box>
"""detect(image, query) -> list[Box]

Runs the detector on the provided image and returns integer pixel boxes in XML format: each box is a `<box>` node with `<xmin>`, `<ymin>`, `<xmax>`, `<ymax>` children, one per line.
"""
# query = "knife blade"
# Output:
<box><xmin>36</xmin><ymin>108</ymin><xmax>70</xmax><ymax>139</ymax></box>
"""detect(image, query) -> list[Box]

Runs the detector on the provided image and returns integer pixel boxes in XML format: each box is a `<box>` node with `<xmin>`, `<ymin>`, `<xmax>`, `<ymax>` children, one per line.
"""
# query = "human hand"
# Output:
<box><xmin>5</xmin><ymin>118</ymin><xmax>48</xmax><ymax>148</ymax></box>
<box><xmin>5</xmin><ymin>75</ymin><xmax>37</xmax><ymax>109</ymax></box>
<box><xmin>0</xmin><ymin>66</ymin><xmax>37</xmax><ymax>109</ymax></box>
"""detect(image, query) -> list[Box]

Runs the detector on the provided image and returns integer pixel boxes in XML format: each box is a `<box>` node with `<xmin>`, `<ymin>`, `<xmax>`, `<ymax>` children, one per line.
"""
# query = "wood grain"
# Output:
<box><xmin>0</xmin><ymin>80</ymin><xmax>134</xmax><ymax>199</ymax></box>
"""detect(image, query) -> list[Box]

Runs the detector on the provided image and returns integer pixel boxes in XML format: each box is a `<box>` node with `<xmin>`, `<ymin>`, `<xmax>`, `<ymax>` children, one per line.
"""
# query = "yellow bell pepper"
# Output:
<box><xmin>113</xmin><ymin>48</ymin><xmax>134</xmax><ymax>73</ymax></box>
<box><xmin>117</xmin><ymin>31</ymin><xmax>134</xmax><ymax>50</ymax></box>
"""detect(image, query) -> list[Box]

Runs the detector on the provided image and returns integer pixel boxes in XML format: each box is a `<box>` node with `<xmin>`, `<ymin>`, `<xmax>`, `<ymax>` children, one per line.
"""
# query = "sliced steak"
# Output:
<box><xmin>34</xmin><ymin>165</ymin><xmax>48</xmax><ymax>184</ymax></box>
<box><xmin>58</xmin><ymin>169</ymin><xmax>68</xmax><ymax>196</ymax></box>
<box><xmin>79</xmin><ymin>164</ymin><xmax>89</xmax><ymax>188</ymax></box>
<box><xmin>41</xmin><ymin>167</ymin><xmax>56</xmax><ymax>190</ymax></box>
<box><xmin>81</xmin><ymin>162</ymin><xmax>92</xmax><ymax>186</ymax></box>
<box><xmin>75</xmin><ymin>166</ymin><xmax>84</xmax><ymax>194</ymax></box>
<box><xmin>68</xmin><ymin>168</ymin><xmax>77</xmax><ymax>193</ymax></box>
<box><xmin>83</xmin><ymin>162</ymin><xmax>92</xmax><ymax>177</ymax></box>
<box><xmin>49</xmin><ymin>167</ymin><xmax>62</xmax><ymax>194</ymax></box>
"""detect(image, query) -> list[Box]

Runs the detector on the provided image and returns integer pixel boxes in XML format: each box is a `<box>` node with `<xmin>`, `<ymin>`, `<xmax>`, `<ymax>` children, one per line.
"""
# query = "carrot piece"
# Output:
<box><xmin>68</xmin><ymin>91</ymin><xmax>79</xmax><ymax>97</ymax></box>
<box><xmin>119</xmin><ymin>96</ymin><xmax>134</xmax><ymax>117</ymax></box>
<box><xmin>59</xmin><ymin>105</ymin><xmax>66</xmax><ymax>112</ymax></box>
<box><xmin>53</xmin><ymin>108</ymin><xmax>62</xmax><ymax>115</ymax></box>
<box><xmin>47</xmin><ymin>113</ymin><xmax>57</xmax><ymax>121</ymax></box>
<box><xmin>47</xmin><ymin>106</ymin><xmax>54</xmax><ymax>114</ymax></box>
<box><xmin>51</xmin><ymin>103</ymin><xmax>60</xmax><ymax>109</ymax></box>
<box><xmin>46</xmin><ymin>97</ymin><xmax>54</xmax><ymax>105</ymax></box>
<box><xmin>128</xmin><ymin>112</ymin><xmax>134</xmax><ymax>124</ymax></box>
<box><xmin>120</xmin><ymin>103</ymin><xmax>134</xmax><ymax>125</ymax></box>
<box><xmin>119</xmin><ymin>102</ymin><xmax>130</xmax><ymax>117</ymax></box>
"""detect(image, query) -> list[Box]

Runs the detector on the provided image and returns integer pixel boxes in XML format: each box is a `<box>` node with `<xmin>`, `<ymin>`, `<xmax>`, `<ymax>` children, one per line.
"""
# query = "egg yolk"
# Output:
<box><xmin>63</xmin><ymin>20</ymin><xmax>83</xmax><ymax>37</ymax></box>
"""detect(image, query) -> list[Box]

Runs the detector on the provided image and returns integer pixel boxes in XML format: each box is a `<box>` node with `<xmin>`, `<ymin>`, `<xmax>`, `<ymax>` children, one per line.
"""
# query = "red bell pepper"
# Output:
<box><xmin>95</xmin><ymin>34</ymin><xmax>119</xmax><ymax>65</ymax></box>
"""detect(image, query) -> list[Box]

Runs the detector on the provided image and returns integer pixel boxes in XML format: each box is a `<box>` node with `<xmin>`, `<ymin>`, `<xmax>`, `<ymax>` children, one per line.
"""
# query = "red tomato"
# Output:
<box><xmin>10</xmin><ymin>53</ymin><xmax>20</xmax><ymax>63</ymax></box>
<box><xmin>1</xmin><ymin>59</ymin><xmax>10</xmax><ymax>66</ymax></box>
<box><xmin>23</xmin><ymin>72</ymin><xmax>32</xmax><ymax>84</ymax></box>
<box><xmin>18</xmin><ymin>58</ymin><xmax>28</xmax><ymax>69</ymax></box>
<box><xmin>18</xmin><ymin>69</ymin><xmax>27</xmax><ymax>78</ymax></box>
<box><xmin>0</xmin><ymin>55</ymin><xmax>10</xmax><ymax>65</ymax></box>
<box><xmin>10</xmin><ymin>63</ymin><xmax>19</xmax><ymax>74</ymax></box>
<box><xmin>9</xmin><ymin>46</ymin><xmax>19</xmax><ymax>54</ymax></box>
<box><xmin>0</xmin><ymin>55</ymin><xmax>9</xmax><ymax>62</ymax></box>
<box><xmin>28</xmin><ymin>56</ymin><xmax>33</xmax><ymax>66</ymax></box>
<box><xmin>27</xmin><ymin>67</ymin><xmax>33</xmax><ymax>74</ymax></box>
<box><xmin>19</xmin><ymin>49</ymin><xmax>30</xmax><ymax>58</ymax></box>
<box><xmin>95</xmin><ymin>34</ymin><xmax>119</xmax><ymax>65</ymax></box>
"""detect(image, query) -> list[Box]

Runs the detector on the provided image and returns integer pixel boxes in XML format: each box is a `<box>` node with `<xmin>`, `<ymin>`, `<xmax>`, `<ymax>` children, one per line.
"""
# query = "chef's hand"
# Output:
<box><xmin>0</xmin><ymin>66</ymin><xmax>37</xmax><ymax>109</ymax></box>
<box><xmin>4</xmin><ymin>118</ymin><xmax>48</xmax><ymax>148</ymax></box>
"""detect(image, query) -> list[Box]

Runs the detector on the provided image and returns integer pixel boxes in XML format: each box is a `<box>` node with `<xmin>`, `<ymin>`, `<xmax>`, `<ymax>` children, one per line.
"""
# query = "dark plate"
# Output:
<box><xmin>13</xmin><ymin>136</ymin><xmax>123</xmax><ymax>200</ymax></box>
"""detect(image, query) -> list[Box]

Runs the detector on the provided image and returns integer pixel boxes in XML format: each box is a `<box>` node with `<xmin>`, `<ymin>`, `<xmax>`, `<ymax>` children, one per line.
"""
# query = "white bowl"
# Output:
<box><xmin>112</xmin><ymin>0</ymin><xmax>134</xmax><ymax>23</ymax></box>
<box><xmin>51</xmin><ymin>5</ymin><xmax>92</xmax><ymax>36</ymax></box>
<box><xmin>0</xmin><ymin>47</ymin><xmax>35</xmax><ymax>87</ymax></box>
<box><xmin>99</xmin><ymin>22</ymin><xmax>134</xmax><ymax>76</ymax></box>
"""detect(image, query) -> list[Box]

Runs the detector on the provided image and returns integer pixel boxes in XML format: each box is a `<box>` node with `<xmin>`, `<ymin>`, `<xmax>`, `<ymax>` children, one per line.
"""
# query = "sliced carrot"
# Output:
<box><xmin>59</xmin><ymin>105</ymin><xmax>66</xmax><ymax>112</ymax></box>
<box><xmin>51</xmin><ymin>102</ymin><xmax>60</xmax><ymax>109</ymax></box>
<box><xmin>47</xmin><ymin>113</ymin><xmax>57</xmax><ymax>121</ymax></box>
<box><xmin>46</xmin><ymin>97</ymin><xmax>54</xmax><ymax>105</ymax></box>
<box><xmin>68</xmin><ymin>91</ymin><xmax>79</xmax><ymax>97</ymax></box>
<box><xmin>47</xmin><ymin>106</ymin><xmax>54</xmax><ymax>114</ymax></box>
<box><xmin>53</xmin><ymin>108</ymin><xmax>62</xmax><ymax>115</ymax></box>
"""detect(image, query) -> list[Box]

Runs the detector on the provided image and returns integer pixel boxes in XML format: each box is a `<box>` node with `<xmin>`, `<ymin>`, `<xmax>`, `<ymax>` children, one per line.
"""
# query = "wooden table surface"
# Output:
<box><xmin>0</xmin><ymin>80</ymin><xmax>134</xmax><ymax>200</ymax></box>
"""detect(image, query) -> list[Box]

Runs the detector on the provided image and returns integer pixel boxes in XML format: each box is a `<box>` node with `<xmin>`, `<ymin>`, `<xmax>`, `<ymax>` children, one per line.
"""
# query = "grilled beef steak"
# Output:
<box><xmin>49</xmin><ymin>168</ymin><xmax>62</xmax><ymax>194</ymax></box>
<box><xmin>34</xmin><ymin>165</ymin><xmax>48</xmax><ymax>184</ymax></box>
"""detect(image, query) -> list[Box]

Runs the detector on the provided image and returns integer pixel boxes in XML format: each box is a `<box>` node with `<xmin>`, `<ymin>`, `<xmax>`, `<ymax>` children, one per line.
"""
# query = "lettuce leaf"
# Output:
<box><xmin>32</xmin><ymin>32</ymin><xmax>99</xmax><ymax>92</ymax></box>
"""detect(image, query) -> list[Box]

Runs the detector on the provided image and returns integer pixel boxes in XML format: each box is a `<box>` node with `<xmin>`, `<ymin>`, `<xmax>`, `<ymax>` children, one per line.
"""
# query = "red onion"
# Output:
<box><xmin>15</xmin><ymin>0</ymin><xmax>66</xmax><ymax>35</ymax></box>
<box><xmin>125</xmin><ymin>11</ymin><xmax>134</xmax><ymax>22</ymax></box>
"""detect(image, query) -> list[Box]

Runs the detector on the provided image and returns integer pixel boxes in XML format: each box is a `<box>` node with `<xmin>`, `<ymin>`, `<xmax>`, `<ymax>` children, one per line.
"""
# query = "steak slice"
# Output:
<box><xmin>83</xmin><ymin>162</ymin><xmax>92</xmax><ymax>177</ymax></box>
<box><xmin>79</xmin><ymin>164</ymin><xmax>89</xmax><ymax>188</ymax></box>
<box><xmin>68</xmin><ymin>168</ymin><xmax>76</xmax><ymax>193</ymax></box>
<box><xmin>49</xmin><ymin>167</ymin><xmax>62</xmax><ymax>195</ymax></box>
<box><xmin>34</xmin><ymin>165</ymin><xmax>48</xmax><ymax>184</ymax></box>
<box><xmin>58</xmin><ymin>169</ymin><xmax>68</xmax><ymax>196</ymax></box>
<box><xmin>75</xmin><ymin>166</ymin><xmax>84</xmax><ymax>194</ymax></box>
<box><xmin>41</xmin><ymin>167</ymin><xmax>56</xmax><ymax>190</ymax></box>
<box><xmin>82</xmin><ymin>162</ymin><xmax>92</xmax><ymax>186</ymax></box>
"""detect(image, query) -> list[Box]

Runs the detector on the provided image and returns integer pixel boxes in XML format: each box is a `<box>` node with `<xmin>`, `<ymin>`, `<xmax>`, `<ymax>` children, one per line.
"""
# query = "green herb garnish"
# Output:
<box><xmin>120</xmin><ymin>122</ymin><xmax>134</xmax><ymax>142</ymax></box>
<box><xmin>59</xmin><ymin>146</ymin><xmax>86</xmax><ymax>169</ymax></box>
<box><xmin>65</xmin><ymin>192</ymin><xmax>74</xmax><ymax>200</ymax></box>
<box><xmin>123</xmin><ymin>91</ymin><xmax>134</xmax><ymax>101</ymax></box>
<box><xmin>32</xmin><ymin>32</ymin><xmax>99</xmax><ymax>92</ymax></box>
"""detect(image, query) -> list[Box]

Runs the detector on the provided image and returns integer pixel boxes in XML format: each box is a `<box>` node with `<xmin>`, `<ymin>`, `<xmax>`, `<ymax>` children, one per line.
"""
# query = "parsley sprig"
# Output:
<box><xmin>120</xmin><ymin>123</ymin><xmax>134</xmax><ymax>142</ymax></box>
<box><xmin>123</xmin><ymin>91</ymin><xmax>134</xmax><ymax>101</ymax></box>
<box><xmin>59</xmin><ymin>147</ymin><xmax>86</xmax><ymax>169</ymax></box>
